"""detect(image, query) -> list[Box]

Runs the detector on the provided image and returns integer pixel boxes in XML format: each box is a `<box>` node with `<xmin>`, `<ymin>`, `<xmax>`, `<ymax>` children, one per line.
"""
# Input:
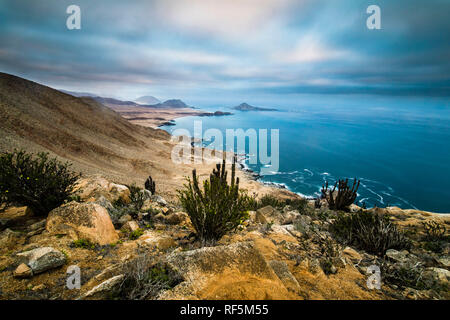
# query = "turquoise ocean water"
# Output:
<box><xmin>161</xmin><ymin>94</ymin><xmax>450</xmax><ymax>213</ymax></box>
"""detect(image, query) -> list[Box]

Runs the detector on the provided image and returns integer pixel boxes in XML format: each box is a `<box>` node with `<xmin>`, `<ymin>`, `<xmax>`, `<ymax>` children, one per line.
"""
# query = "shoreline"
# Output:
<box><xmin>157</xmin><ymin>115</ymin><xmax>449</xmax><ymax>214</ymax></box>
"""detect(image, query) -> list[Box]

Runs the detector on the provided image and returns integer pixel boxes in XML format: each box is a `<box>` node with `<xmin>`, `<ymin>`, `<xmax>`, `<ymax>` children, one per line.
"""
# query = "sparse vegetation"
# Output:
<box><xmin>381</xmin><ymin>260</ymin><xmax>426</xmax><ymax>290</ymax></box>
<box><xmin>257</xmin><ymin>194</ymin><xmax>307</xmax><ymax>213</ymax></box>
<box><xmin>71</xmin><ymin>239</ymin><xmax>96</xmax><ymax>250</ymax></box>
<box><xmin>128</xmin><ymin>184</ymin><xmax>146</xmax><ymax>213</ymax></box>
<box><xmin>110</xmin><ymin>184</ymin><xmax>150</xmax><ymax>225</ymax></box>
<box><xmin>321</xmin><ymin>178</ymin><xmax>360</xmax><ymax>211</ymax></box>
<box><xmin>129</xmin><ymin>228</ymin><xmax>144</xmax><ymax>240</ymax></box>
<box><xmin>421</xmin><ymin>220</ymin><xmax>448</xmax><ymax>253</ymax></box>
<box><xmin>257</xmin><ymin>194</ymin><xmax>284</xmax><ymax>209</ymax></box>
<box><xmin>114</xmin><ymin>254</ymin><xmax>182</xmax><ymax>300</ymax></box>
<box><xmin>0</xmin><ymin>150</ymin><xmax>80</xmax><ymax>216</ymax></box>
<box><xmin>330</xmin><ymin>211</ymin><xmax>411</xmax><ymax>256</ymax></box>
<box><xmin>178</xmin><ymin>157</ymin><xmax>254</xmax><ymax>243</ymax></box>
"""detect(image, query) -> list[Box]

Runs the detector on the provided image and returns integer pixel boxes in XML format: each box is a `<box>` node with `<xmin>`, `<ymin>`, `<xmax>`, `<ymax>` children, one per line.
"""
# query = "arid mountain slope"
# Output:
<box><xmin>0</xmin><ymin>73</ymin><xmax>181</xmax><ymax>194</ymax></box>
<box><xmin>0</xmin><ymin>73</ymin><xmax>291</xmax><ymax>200</ymax></box>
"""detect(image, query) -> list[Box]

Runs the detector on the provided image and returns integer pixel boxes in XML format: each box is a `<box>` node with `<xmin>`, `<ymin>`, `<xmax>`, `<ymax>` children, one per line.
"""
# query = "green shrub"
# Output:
<box><xmin>129</xmin><ymin>228</ymin><xmax>144</xmax><ymax>240</ymax></box>
<box><xmin>0</xmin><ymin>150</ymin><xmax>80</xmax><ymax>216</ymax></box>
<box><xmin>178</xmin><ymin>158</ymin><xmax>253</xmax><ymax>243</ymax></box>
<box><xmin>71</xmin><ymin>239</ymin><xmax>96</xmax><ymax>250</ymax></box>
<box><xmin>257</xmin><ymin>194</ymin><xmax>284</xmax><ymax>209</ymax></box>
<box><xmin>284</xmin><ymin>198</ymin><xmax>307</xmax><ymax>213</ymax></box>
<box><xmin>330</xmin><ymin>211</ymin><xmax>411</xmax><ymax>256</ymax></box>
<box><xmin>257</xmin><ymin>194</ymin><xmax>306</xmax><ymax>213</ymax></box>
<box><xmin>128</xmin><ymin>184</ymin><xmax>146</xmax><ymax>212</ymax></box>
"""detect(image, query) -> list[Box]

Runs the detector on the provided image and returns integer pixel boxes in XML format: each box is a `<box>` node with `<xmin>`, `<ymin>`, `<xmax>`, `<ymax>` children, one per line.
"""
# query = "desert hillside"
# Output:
<box><xmin>0</xmin><ymin>73</ymin><xmax>278</xmax><ymax>200</ymax></box>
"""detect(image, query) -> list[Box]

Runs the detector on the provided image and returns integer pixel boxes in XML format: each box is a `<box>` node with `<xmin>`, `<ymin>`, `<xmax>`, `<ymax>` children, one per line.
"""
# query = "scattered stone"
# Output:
<box><xmin>385</xmin><ymin>249</ymin><xmax>413</xmax><ymax>264</ymax></box>
<box><xmin>46</xmin><ymin>202</ymin><xmax>118</xmax><ymax>245</ymax></box>
<box><xmin>14</xmin><ymin>263</ymin><xmax>32</xmax><ymax>278</ymax></box>
<box><xmin>118</xmin><ymin>214</ymin><xmax>132</xmax><ymax>226</ymax></box>
<box><xmin>121</xmin><ymin>221</ymin><xmax>140</xmax><ymax>233</ymax></box>
<box><xmin>32</xmin><ymin>284</ymin><xmax>45</xmax><ymax>291</ymax></box>
<box><xmin>152</xmin><ymin>195</ymin><xmax>167</xmax><ymax>206</ymax></box>
<box><xmin>165</xmin><ymin>212</ymin><xmax>188</xmax><ymax>225</ymax></box>
<box><xmin>16</xmin><ymin>247</ymin><xmax>66</xmax><ymax>274</ymax></box>
<box><xmin>84</xmin><ymin>274</ymin><xmax>124</xmax><ymax>298</ymax></box>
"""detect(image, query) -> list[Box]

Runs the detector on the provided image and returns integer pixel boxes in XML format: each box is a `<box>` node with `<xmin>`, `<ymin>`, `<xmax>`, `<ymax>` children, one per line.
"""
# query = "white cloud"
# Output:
<box><xmin>155</xmin><ymin>0</ymin><xmax>299</xmax><ymax>39</ymax></box>
<box><xmin>274</xmin><ymin>34</ymin><xmax>353</xmax><ymax>64</ymax></box>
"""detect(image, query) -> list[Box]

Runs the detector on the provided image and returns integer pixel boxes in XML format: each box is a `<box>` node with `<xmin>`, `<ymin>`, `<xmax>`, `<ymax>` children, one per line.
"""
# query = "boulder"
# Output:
<box><xmin>14</xmin><ymin>263</ymin><xmax>33</xmax><ymax>278</ymax></box>
<box><xmin>282</xmin><ymin>211</ymin><xmax>301</xmax><ymax>225</ymax></box>
<box><xmin>16</xmin><ymin>247</ymin><xmax>66</xmax><ymax>274</ymax></box>
<box><xmin>162</xmin><ymin>241</ymin><xmax>293</xmax><ymax>299</ymax></box>
<box><xmin>423</xmin><ymin>267</ymin><xmax>450</xmax><ymax>286</ymax></box>
<box><xmin>83</xmin><ymin>274</ymin><xmax>124</xmax><ymax>298</ymax></box>
<box><xmin>46</xmin><ymin>202</ymin><xmax>119</xmax><ymax>245</ymax></box>
<box><xmin>138</xmin><ymin>231</ymin><xmax>177</xmax><ymax>250</ymax></box>
<box><xmin>72</xmin><ymin>176</ymin><xmax>130</xmax><ymax>203</ymax></box>
<box><xmin>165</xmin><ymin>212</ymin><xmax>188</xmax><ymax>225</ymax></box>
<box><xmin>118</xmin><ymin>214</ymin><xmax>132</xmax><ymax>226</ymax></box>
<box><xmin>255</xmin><ymin>206</ymin><xmax>296</xmax><ymax>225</ymax></box>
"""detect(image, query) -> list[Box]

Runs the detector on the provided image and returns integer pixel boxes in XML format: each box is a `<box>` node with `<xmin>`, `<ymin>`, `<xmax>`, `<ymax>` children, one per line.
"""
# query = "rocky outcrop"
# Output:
<box><xmin>162</xmin><ymin>241</ymin><xmax>295</xmax><ymax>299</ymax></box>
<box><xmin>254</xmin><ymin>206</ymin><xmax>299</xmax><ymax>225</ymax></box>
<box><xmin>46</xmin><ymin>202</ymin><xmax>119</xmax><ymax>245</ymax></box>
<box><xmin>72</xmin><ymin>176</ymin><xmax>130</xmax><ymax>203</ymax></box>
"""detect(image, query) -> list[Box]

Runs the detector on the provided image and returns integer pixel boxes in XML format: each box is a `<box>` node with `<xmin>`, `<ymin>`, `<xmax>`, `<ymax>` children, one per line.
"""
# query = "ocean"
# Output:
<box><xmin>161</xmin><ymin>94</ymin><xmax>450</xmax><ymax>213</ymax></box>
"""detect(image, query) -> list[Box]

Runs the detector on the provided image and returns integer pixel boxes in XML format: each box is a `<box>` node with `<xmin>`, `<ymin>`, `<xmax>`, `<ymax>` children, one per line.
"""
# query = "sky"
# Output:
<box><xmin>0</xmin><ymin>0</ymin><xmax>449</xmax><ymax>106</ymax></box>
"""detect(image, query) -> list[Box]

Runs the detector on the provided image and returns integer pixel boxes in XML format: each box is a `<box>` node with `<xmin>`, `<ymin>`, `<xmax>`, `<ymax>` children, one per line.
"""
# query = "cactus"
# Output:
<box><xmin>178</xmin><ymin>156</ymin><xmax>253</xmax><ymax>242</ymax></box>
<box><xmin>321</xmin><ymin>178</ymin><xmax>360</xmax><ymax>211</ymax></box>
<box><xmin>144</xmin><ymin>176</ymin><xmax>156</xmax><ymax>194</ymax></box>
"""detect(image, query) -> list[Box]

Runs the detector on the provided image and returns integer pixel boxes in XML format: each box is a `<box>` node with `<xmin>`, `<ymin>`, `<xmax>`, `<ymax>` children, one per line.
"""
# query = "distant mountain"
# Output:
<box><xmin>232</xmin><ymin>102</ymin><xmax>278</xmax><ymax>112</ymax></box>
<box><xmin>92</xmin><ymin>96</ymin><xmax>138</xmax><ymax>107</ymax></box>
<box><xmin>135</xmin><ymin>95</ymin><xmax>161</xmax><ymax>105</ymax></box>
<box><xmin>154</xmin><ymin>99</ymin><xmax>190</xmax><ymax>109</ymax></box>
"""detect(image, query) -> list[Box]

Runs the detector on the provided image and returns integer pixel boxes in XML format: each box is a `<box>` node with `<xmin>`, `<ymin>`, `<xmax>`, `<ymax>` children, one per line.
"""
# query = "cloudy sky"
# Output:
<box><xmin>0</xmin><ymin>0</ymin><xmax>449</xmax><ymax>105</ymax></box>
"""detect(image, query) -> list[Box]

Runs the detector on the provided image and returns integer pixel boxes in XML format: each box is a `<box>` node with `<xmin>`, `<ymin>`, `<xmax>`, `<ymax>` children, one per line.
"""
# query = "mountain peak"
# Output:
<box><xmin>135</xmin><ymin>95</ymin><xmax>160</xmax><ymax>105</ymax></box>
